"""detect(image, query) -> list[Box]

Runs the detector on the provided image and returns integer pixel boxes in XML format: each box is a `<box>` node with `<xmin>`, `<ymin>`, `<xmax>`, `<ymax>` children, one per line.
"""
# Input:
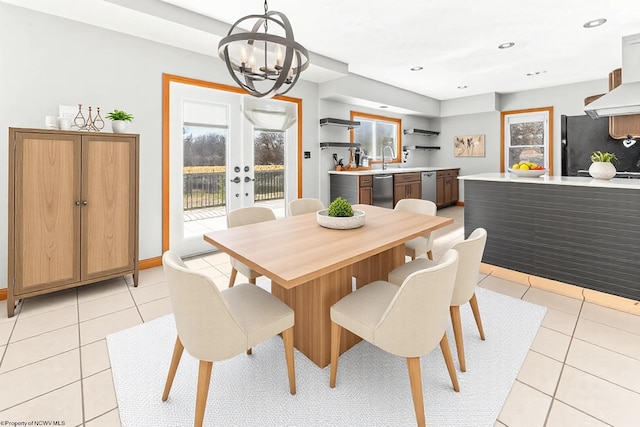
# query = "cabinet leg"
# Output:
<box><xmin>7</xmin><ymin>297</ymin><xmax>18</xmax><ymax>318</ymax></box>
<box><xmin>133</xmin><ymin>272</ymin><xmax>139</xmax><ymax>288</ymax></box>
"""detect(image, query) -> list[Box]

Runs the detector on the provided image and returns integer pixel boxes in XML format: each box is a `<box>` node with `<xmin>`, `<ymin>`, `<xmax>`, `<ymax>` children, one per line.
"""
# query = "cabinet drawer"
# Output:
<box><xmin>437</xmin><ymin>169</ymin><xmax>459</xmax><ymax>178</ymax></box>
<box><xmin>359</xmin><ymin>175</ymin><xmax>373</xmax><ymax>187</ymax></box>
<box><xmin>394</xmin><ymin>172</ymin><xmax>420</xmax><ymax>183</ymax></box>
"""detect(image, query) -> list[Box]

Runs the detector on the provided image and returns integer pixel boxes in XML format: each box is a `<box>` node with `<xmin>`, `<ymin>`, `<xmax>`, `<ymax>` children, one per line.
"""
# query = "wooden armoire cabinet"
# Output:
<box><xmin>7</xmin><ymin>128</ymin><xmax>139</xmax><ymax>316</ymax></box>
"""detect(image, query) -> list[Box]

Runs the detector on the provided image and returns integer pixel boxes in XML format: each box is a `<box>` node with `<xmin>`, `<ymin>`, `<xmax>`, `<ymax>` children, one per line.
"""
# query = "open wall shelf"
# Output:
<box><xmin>320</xmin><ymin>142</ymin><xmax>360</xmax><ymax>150</ymax></box>
<box><xmin>320</xmin><ymin>118</ymin><xmax>361</xmax><ymax>129</ymax></box>
<box><xmin>403</xmin><ymin>145</ymin><xmax>441</xmax><ymax>150</ymax></box>
<box><xmin>403</xmin><ymin>128</ymin><xmax>440</xmax><ymax>136</ymax></box>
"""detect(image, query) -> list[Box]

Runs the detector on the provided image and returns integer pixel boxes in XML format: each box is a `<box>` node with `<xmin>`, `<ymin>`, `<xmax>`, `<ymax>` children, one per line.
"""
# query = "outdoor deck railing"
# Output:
<box><xmin>183</xmin><ymin>170</ymin><xmax>284</xmax><ymax>210</ymax></box>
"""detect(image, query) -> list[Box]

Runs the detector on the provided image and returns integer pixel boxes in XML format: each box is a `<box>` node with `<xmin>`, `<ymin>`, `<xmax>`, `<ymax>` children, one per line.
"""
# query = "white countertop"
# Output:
<box><xmin>459</xmin><ymin>173</ymin><xmax>640</xmax><ymax>190</ymax></box>
<box><xmin>328</xmin><ymin>166</ymin><xmax>459</xmax><ymax>176</ymax></box>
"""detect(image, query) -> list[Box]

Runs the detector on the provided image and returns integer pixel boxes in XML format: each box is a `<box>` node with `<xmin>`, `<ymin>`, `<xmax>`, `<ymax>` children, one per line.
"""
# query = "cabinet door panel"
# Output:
<box><xmin>82</xmin><ymin>137</ymin><xmax>136</xmax><ymax>279</ymax></box>
<box><xmin>436</xmin><ymin>177</ymin><xmax>445</xmax><ymax>207</ymax></box>
<box><xmin>14</xmin><ymin>134</ymin><xmax>81</xmax><ymax>293</ymax></box>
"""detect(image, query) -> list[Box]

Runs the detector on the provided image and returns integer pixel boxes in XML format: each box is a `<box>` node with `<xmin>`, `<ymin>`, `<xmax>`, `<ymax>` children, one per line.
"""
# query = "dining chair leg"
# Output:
<box><xmin>228</xmin><ymin>268</ymin><xmax>238</xmax><ymax>288</ymax></box>
<box><xmin>162</xmin><ymin>336</ymin><xmax>184</xmax><ymax>401</ymax></box>
<box><xmin>469</xmin><ymin>293</ymin><xmax>486</xmax><ymax>340</ymax></box>
<box><xmin>406</xmin><ymin>357</ymin><xmax>426</xmax><ymax>427</ymax></box>
<box><xmin>450</xmin><ymin>305</ymin><xmax>466</xmax><ymax>372</ymax></box>
<box><xmin>195</xmin><ymin>360</ymin><xmax>213</xmax><ymax>427</ymax></box>
<box><xmin>282</xmin><ymin>327</ymin><xmax>296</xmax><ymax>395</ymax></box>
<box><xmin>249</xmin><ymin>277</ymin><xmax>256</xmax><ymax>285</ymax></box>
<box><xmin>246</xmin><ymin>348</ymin><xmax>252</xmax><ymax>355</ymax></box>
<box><xmin>427</xmin><ymin>250</ymin><xmax>433</xmax><ymax>260</ymax></box>
<box><xmin>439</xmin><ymin>333</ymin><xmax>460</xmax><ymax>392</ymax></box>
<box><xmin>329</xmin><ymin>322</ymin><xmax>342</xmax><ymax>388</ymax></box>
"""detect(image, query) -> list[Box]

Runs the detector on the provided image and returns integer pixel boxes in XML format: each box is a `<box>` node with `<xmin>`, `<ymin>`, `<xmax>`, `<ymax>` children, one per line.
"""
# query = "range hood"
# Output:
<box><xmin>585</xmin><ymin>33</ymin><xmax>640</xmax><ymax>119</ymax></box>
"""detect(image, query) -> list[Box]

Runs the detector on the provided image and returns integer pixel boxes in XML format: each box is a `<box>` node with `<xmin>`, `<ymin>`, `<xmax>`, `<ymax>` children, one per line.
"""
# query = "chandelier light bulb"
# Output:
<box><xmin>275</xmin><ymin>44</ymin><xmax>284</xmax><ymax>68</ymax></box>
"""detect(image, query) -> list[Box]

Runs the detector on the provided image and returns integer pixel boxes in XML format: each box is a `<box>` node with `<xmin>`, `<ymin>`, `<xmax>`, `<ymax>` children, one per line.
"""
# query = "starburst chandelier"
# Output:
<box><xmin>218</xmin><ymin>0</ymin><xmax>310</xmax><ymax>98</ymax></box>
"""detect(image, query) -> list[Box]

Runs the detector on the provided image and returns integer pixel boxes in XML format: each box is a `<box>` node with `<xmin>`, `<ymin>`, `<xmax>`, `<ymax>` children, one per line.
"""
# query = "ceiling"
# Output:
<box><xmin>4</xmin><ymin>0</ymin><xmax>640</xmax><ymax>101</ymax></box>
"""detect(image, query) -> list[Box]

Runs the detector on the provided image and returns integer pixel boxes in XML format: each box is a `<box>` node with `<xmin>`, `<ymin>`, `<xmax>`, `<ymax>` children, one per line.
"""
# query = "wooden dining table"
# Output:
<box><xmin>203</xmin><ymin>204</ymin><xmax>453</xmax><ymax>368</ymax></box>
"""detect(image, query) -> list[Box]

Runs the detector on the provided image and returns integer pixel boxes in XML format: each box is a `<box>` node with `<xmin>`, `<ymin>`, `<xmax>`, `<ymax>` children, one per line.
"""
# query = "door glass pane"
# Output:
<box><xmin>183</xmin><ymin>124</ymin><xmax>228</xmax><ymax>236</ymax></box>
<box><xmin>254</xmin><ymin>130</ymin><xmax>285</xmax><ymax>217</ymax></box>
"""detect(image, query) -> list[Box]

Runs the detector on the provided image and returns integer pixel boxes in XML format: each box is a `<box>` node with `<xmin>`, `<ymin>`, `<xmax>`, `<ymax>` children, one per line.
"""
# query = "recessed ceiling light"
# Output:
<box><xmin>379</xmin><ymin>105</ymin><xmax>388</xmax><ymax>109</ymax></box>
<box><xmin>410</xmin><ymin>66</ymin><xmax>423</xmax><ymax>71</ymax></box>
<box><xmin>526</xmin><ymin>71</ymin><xmax>547</xmax><ymax>76</ymax></box>
<box><xmin>498</xmin><ymin>42</ymin><xmax>515</xmax><ymax>49</ymax></box>
<box><xmin>583</xmin><ymin>18</ymin><xmax>607</xmax><ymax>28</ymax></box>
<box><xmin>457</xmin><ymin>85</ymin><xmax>468</xmax><ymax>89</ymax></box>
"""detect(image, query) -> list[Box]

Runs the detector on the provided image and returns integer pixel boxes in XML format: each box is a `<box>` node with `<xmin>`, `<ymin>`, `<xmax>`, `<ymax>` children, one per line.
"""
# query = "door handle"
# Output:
<box><xmin>230</xmin><ymin>177</ymin><xmax>241</xmax><ymax>184</ymax></box>
<box><xmin>244</xmin><ymin>176</ymin><xmax>255</xmax><ymax>182</ymax></box>
<box><xmin>75</xmin><ymin>201</ymin><xmax>81</xmax><ymax>206</ymax></box>
<box><xmin>82</xmin><ymin>200</ymin><xmax>88</xmax><ymax>205</ymax></box>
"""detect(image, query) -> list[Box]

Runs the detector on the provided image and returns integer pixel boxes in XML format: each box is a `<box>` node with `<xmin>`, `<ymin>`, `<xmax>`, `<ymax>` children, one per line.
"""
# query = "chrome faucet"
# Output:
<box><xmin>382</xmin><ymin>146</ymin><xmax>394</xmax><ymax>170</ymax></box>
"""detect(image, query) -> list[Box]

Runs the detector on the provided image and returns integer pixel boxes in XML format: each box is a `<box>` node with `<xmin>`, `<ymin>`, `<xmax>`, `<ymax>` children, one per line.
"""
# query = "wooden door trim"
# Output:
<box><xmin>161</xmin><ymin>73</ymin><xmax>303</xmax><ymax>254</ymax></box>
<box><xmin>500</xmin><ymin>106</ymin><xmax>554</xmax><ymax>175</ymax></box>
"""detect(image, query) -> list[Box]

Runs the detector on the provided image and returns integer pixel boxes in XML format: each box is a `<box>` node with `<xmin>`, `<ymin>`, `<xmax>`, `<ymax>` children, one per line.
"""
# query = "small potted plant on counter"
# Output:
<box><xmin>316</xmin><ymin>197</ymin><xmax>366</xmax><ymax>229</ymax></box>
<box><xmin>589</xmin><ymin>151</ymin><xmax>618</xmax><ymax>180</ymax></box>
<box><xmin>106</xmin><ymin>109</ymin><xmax>134</xmax><ymax>133</ymax></box>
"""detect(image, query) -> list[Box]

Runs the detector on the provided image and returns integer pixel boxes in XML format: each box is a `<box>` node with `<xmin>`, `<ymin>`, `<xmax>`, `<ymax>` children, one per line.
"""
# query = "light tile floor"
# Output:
<box><xmin>1</xmin><ymin>206</ymin><xmax>639</xmax><ymax>426</ymax></box>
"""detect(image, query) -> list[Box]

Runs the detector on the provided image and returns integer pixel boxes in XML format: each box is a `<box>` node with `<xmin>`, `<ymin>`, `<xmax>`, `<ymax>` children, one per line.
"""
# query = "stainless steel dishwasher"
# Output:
<box><xmin>421</xmin><ymin>171</ymin><xmax>437</xmax><ymax>203</ymax></box>
<box><xmin>372</xmin><ymin>174</ymin><xmax>393</xmax><ymax>208</ymax></box>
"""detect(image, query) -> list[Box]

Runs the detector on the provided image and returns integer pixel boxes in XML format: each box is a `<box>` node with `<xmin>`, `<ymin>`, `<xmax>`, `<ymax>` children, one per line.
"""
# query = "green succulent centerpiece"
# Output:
<box><xmin>317</xmin><ymin>197</ymin><xmax>365</xmax><ymax>229</ymax></box>
<box><xmin>588</xmin><ymin>151</ymin><xmax>618</xmax><ymax>180</ymax></box>
<box><xmin>328</xmin><ymin>197</ymin><xmax>354</xmax><ymax>217</ymax></box>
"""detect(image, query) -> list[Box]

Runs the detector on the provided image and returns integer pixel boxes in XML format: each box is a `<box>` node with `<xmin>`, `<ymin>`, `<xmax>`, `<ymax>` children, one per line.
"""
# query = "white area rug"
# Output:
<box><xmin>107</xmin><ymin>287</ymin><xmax>546</xmax><ymax>426</ymax></box>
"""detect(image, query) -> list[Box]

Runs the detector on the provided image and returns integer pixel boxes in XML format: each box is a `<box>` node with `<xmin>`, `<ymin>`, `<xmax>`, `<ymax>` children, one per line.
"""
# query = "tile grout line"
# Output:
<box><xmin>76</xmin><ymin>288</ymin><xmax>87</xmax><ymax>426</ymax></box>
<box><xmin>540</xmin><ymin>287</ymin><xmax>584</xmax><ymax>426</ymax></box>
<box><xmin>540</xmin><ymin>289</ymin><xmax>612</xmax><ymax>427</ymax></box>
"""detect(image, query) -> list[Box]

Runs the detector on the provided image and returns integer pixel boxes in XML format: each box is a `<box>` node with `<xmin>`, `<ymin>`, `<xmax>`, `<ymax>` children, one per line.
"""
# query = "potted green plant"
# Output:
<box><xmin>106</xmin><ymin>109</ymin><xmax>134</xmax><ymax>133</ymax></box>
<box><xmin>589</xmin><ymin>151</ymin><xmax>618</xmax><ymax>180</ymax></box>
<box><xmin>317</xmin><ymin>197</ymin><xmax>366</xmax><ymax>229</ymax></box>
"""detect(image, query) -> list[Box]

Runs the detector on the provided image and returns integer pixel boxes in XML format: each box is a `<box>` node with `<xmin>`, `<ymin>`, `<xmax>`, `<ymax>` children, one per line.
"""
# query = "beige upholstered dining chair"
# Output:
<box><xmin>394</xmin><ymin>199</ymin><xmax>437</xmax><ymax>260</ymax></box>
<box><xmin>227</xmin><ymin>206</ymin><xmax>276</xmax><ymax>287</ymax></box>
<box><xmin>288</xmin><ymin>197</ymin><xmax>325</xmax><ymax>216</ymax></box>
<box><xmin>161</xmin><ymin>251</ymin><xmax>296</xmax><ymax>427</ymax></box>
<box><xmin>388</xmin><ymin>228</ymin><xmax>488</xmax><ymax>372</ymax></box>
<box><xmin>329</xmin><ymin>249</ymin><xmax>460</xmax><ymax>427</ymax></box>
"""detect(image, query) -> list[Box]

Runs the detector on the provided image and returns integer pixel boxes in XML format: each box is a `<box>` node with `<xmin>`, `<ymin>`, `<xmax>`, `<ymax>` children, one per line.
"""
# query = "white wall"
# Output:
<box><xmin>430</xmin><ymin>112</ymin><xmax>500</xmax><ymax>200</ymax></box>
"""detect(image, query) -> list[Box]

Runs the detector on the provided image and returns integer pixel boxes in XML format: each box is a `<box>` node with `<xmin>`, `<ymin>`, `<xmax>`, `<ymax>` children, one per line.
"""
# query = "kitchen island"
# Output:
<box><xmin>460</xmin><ymin>173</ymin><xmax>640</xmax><ymax>300</ymax></box>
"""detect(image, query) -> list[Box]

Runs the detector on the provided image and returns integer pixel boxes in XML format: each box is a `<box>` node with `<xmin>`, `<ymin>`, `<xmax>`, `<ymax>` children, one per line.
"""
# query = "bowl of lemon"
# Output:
<box><xmin>508</xmin><ymin>161</ymin><xmax>548</xmax><ymax>177</ymax></box>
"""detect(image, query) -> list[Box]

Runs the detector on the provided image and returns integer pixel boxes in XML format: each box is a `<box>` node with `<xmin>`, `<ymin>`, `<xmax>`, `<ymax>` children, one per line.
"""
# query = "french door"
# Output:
<box><xmin>169</xmin><ymin>81</ymin><xmax>294</xmax><ymax>257</ymax></box>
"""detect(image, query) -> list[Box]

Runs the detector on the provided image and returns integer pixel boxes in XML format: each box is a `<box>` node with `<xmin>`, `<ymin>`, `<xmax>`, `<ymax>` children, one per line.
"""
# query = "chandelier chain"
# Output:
<box><xmin>263</xmin><ymin>0</ymin><xmax>269</xmax><ymax>32</ymax></box>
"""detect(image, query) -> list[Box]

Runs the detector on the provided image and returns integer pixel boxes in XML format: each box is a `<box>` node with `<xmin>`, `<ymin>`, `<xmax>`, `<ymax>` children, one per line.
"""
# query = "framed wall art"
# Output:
<box><xmin>454</xmin><ymin>134</ymin><xmax>485</xmax><ymax>157</ymax></box>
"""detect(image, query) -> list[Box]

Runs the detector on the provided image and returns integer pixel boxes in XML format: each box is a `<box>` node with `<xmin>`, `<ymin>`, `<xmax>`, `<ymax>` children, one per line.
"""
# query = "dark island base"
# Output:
<box><xmin>464</xmin><ymin>180</ymin><xmax>640</xmax><ymax>301</ymax></box>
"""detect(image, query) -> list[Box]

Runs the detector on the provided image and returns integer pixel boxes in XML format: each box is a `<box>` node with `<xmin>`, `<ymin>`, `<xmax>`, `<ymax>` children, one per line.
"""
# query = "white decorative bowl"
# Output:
<box><xmin>317</xmin><ymin>209</ymin><xmax>366</xmax><ymax>230</ymax></box>
<box><xmin>508</xmin><ymin>168</ymin><xmax>548</xmax><ymax>178</ymax></box>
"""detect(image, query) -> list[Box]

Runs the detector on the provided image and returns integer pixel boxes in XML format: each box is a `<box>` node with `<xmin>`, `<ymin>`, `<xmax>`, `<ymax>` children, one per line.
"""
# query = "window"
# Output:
<box><xmin>501</xmin><ymin>107</ymin><xmax>554</xmax><ymax>174</ymax></box>
<box><xmin>350</xmin><ymin>111</ymin><xmax>402</xmax><ymax>164</ymax></box>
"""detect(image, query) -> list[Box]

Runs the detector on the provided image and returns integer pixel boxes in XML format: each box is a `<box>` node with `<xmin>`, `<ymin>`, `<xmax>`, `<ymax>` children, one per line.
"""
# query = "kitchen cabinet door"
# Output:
<box><xmin>436</xmin><ymin>176</ymin><xmax>445</xmax><ymax>207</ymax></box>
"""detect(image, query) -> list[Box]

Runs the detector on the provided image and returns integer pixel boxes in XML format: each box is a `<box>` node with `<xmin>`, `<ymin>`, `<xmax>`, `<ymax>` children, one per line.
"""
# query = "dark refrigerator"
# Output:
<box><xmin>561</xmin><ymin>114</ymin><xmax>640</xmax><ymax>175</ymax></box>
